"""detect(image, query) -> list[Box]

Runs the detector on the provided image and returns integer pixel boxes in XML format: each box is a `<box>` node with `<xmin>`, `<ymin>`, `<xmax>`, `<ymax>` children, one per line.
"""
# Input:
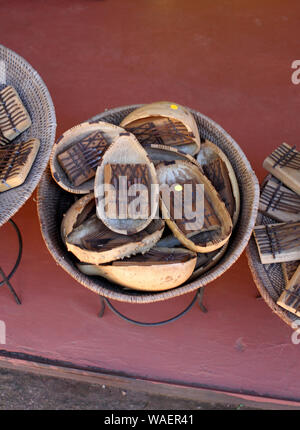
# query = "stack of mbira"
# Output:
<box><xmin>253</xmin><ymin>143</ymin><xmax>300</xmax><ymax>316</ymax></box>
<box><xmin>50</xmin><ymin>101</ymin><xmax>241</xmax><ymax>292</ymax></box>
<box><xmin>0</xmin><ymin>85</ymin><xmax>40</xmax><ymax>192</ymax></box>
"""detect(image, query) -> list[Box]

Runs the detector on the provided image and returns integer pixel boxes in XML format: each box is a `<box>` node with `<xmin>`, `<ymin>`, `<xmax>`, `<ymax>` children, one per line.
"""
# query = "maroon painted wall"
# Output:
<box><xmin>0</xmin><ymin>0</ymin><xmax>300</xmax><ymax>401</ymax></box>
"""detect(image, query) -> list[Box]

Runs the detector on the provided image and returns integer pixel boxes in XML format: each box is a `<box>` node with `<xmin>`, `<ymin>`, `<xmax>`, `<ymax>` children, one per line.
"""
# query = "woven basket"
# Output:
<box><xmin>246</xmin><ymin>175</ymin><xmax>297</xmax><ymax>328</ymax></box>
<box><xmin>0</xmin><ymin>45</ymin><xmax>56</xmax><ymax>227</ymax></box>
<box><xmin>37</xmin><ymin>105</ymin><xmax>259</xmax><ymax>304</ymax></box>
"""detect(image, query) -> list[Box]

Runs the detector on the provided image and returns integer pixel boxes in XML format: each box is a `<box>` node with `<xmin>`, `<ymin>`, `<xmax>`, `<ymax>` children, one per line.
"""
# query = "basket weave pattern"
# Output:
<box><xmin>0</xmin><ymin>45</ymin><xmax>56</xmax><ymax>227</ymax></box>
<box><xmin>37</xmin><ymin>105</ymin><xmax>259</xmax><ymax>304</ymax></box>
<box><xmin>246</xmin><ymin>178</ymin><xmax>297</xmax><ymax>327</ymax></box>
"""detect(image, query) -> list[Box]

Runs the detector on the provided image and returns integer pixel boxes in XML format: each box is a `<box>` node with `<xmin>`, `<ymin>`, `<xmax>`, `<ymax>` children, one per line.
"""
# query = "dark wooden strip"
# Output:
<box><xmin>202</xmin><ymin>158</ymin><xmax>235</xmax><ymax>218</ymax></box>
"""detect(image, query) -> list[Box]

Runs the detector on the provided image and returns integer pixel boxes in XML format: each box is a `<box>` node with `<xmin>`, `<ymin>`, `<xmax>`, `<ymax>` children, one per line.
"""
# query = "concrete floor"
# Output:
<box><xmin>0</xmin><ymin>367</ymin><xmax>252</xmax><ymax>410</ymax></box>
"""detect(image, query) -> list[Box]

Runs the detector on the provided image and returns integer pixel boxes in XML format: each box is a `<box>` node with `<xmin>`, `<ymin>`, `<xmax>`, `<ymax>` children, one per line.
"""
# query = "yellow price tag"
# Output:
<box><xmin>174</xmin><ymin>184</ymin><xmax>183</xmax><ymax>191</ymax></box>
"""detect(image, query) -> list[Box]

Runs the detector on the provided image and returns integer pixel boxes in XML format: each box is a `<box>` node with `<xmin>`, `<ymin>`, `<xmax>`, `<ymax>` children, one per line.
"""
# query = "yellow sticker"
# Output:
<box><xmin>170</xmin><ymin>104</ymin><xmax>178</xmax><ymax>110</ymax></box>
<box><xmin>174</xmin><ymin>184</ymin><xmax>183</xmax><ymax>191</ymax></box>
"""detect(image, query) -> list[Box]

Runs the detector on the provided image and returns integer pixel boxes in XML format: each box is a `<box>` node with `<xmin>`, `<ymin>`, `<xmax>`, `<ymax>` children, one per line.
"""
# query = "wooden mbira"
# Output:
<box><xmin>259</xmin><ymin>176</ymin><xmax>300</xmax><ymax>223</ymax></box>
<box><xmin>61</xmin><ymin>192</ymin><xmax>165</xmax><ymax>265</ymax></box>
<box><xmin>0</xmin><ymin>129</ymin><xmax>10</xmax><ymax>146</ymax></box>
<box><xmin>282</xmin><ymin>260</ymin><xmax>300</xmax><ymax>284</ymax></box>
<box><xmin>103</xmin><ymin>163</ymin><xmax>152</xmax><ymax>219</ymax></box>
<box><xmin>0</xmin><ymin>138</ymin><xmax>40</xmax><ymax>192</ymax></box>
<box><xmin>50</xmin><ymin>121</ymin><xmax>124</xmax><ymax>194</ymax></box>
<box><xmin>155</xmin><ymin>227</ymin><xmax>229</xmax><ymax>281</ymax></box>
<box><xmin>253</xmin><ymin>222</ymin><xmax>300</xmax><ymax>264</ymax></box>
<box><xmin>0</xmin><ymin>85</ymin><xmax>31</xmax><ymax>141</ymax></box>
<box><xmin>277</xmin><ymin>264</ymin><xmax>300</xmax><ymax>317</ymax></box>
<box><xmin>57</xmin><ymin>130</ymin><xmax>109</xmax><ymax>187</ymax></box>
<box><xmin>94</xmin><ymin>131</ymin><xmax>159</xmax><ymax>235</ymax></box>
<box><xmin>120</xmin><ymin>101</ymin><xmax>201</xmax><ymax>156</ymax></box>
<box><xmin>197</xmin><ymin>140</ymin><xmax>240</xmax><ymax>227</ymax></box>
<box><xmin>155</xmin><ymin>159</ymin><xmax>232</xmax><ymax>253</ymax></box>
<box><xmin>77</xmin><ymin>247</ymin><xmax>197</xmax><ymax>292</ymax></box>
<box><xmin>263</xmin><ymin>143</ymin><xmax>300</xmax><ymax>195</ymax></box>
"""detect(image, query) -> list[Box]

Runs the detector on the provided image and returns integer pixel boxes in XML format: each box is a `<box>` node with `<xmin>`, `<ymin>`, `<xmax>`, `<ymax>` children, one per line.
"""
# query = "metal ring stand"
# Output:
<box><xmin>98</xmin><ymin>287</ymin><xmax>207</xmax><ymax>327</ymax></box>
<box><xmin>0</xmin><ymin>219</ymin><xmax>22</xmax><ymax>304</ymax></box>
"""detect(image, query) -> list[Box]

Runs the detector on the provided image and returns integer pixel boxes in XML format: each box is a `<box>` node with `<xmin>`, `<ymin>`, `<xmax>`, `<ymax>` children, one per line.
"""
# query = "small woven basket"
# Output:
<box><xmin>37</xmin><ymin>105</ymin><xmax>259</xmax><ymax>304</ymax></box>
<box><xmin>246</xmin><ymin>175</ymin><xmax>297</xmax><ymax>328</ymax></box>
<box><xmin>0</xmin><ymin>45</ymin><xmax>56</xmax><ymax>227</ymax></box>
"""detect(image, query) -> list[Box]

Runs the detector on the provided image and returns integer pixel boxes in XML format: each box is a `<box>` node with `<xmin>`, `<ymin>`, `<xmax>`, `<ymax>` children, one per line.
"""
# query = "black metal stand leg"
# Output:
<box><xmin>0</xmin><ymin>219</ymin><xmax>22</xmax><ymax>304</ymax></box>
<box><xmin>98</xmin><ymin>297</ymin><xmax>105</xmax><ymax>318</ymax></box>
<box><xmin>98</xmin><ymin>287</ymin><xmax>208</xmax><ymax>326</ymax></box>
<box><xmin>197</xmin><ymin>287</ymin><xmax>207</xmax><ymax>313</ymax></box>
<box><xmin>0</xmin><ymin>267</ymin><xmax>21</xmax><ymax>304</ymax></box>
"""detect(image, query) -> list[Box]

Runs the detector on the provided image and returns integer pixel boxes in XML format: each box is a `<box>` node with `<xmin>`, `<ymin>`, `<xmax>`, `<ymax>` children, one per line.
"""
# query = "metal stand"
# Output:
<box><xmin>0</xmin><ymin>219</ymin><xmax>22</xmax><ymax>304</ymax></box>
<box><xmin>98</xmin><ymin>287</ymin><xmax>207</xmax><ymax>327</ymax></box>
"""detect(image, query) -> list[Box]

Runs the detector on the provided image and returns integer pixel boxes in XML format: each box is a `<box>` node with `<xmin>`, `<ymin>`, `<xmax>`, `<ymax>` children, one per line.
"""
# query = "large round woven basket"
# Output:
<box><xmin>246</xmin><ymin>175</ymin><xmax>297</xmax><ymax>328</ymax></box>
<box><xmin>0</xmin><ymin>45</ymin><xmax>56</xmax><ymax>227</ymax></box>
<box><xmin>37</xmin><ymin>105</ymin><xmax>260</xmax><ymax>304</ymax></box>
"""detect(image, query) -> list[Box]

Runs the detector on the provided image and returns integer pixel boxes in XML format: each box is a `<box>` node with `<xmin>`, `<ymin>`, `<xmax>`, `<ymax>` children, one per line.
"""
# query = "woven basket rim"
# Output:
<box><xmin>0</xmin><ymin>44</ymin><xmax>57</xmax><ymax>227</ymax></box>
<box><xmin>245</xmin><ymin>244</ymin><xmax>295</xmax><ymax>328</ymax></box>
<box><xmin>245</xmin><ymin>174</ymin><xmax>297</xmax><ymax>328</ymax></box>
<box><xmin>37</xmin><ymin>105</ymin><xmax>260</xmax><ymax>304</ymax></box>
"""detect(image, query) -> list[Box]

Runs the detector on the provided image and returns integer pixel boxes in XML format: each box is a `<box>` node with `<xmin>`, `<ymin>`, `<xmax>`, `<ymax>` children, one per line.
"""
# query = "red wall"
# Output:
<box><xmin>1</xmin><ymin>0</ymin><xmax>300</xmax><ymax>401</ymax></box>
